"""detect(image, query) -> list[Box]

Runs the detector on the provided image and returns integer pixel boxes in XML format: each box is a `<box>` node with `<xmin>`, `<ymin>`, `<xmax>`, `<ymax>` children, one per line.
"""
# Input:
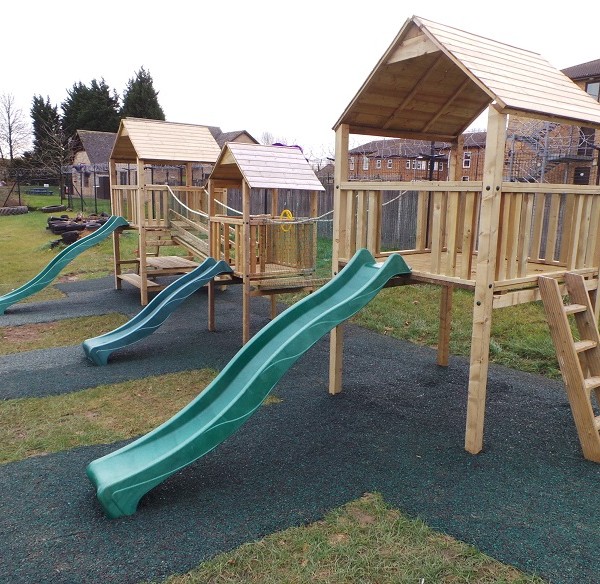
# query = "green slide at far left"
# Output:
<box><xmin>86</xmin><ymin>248</ymin><xmax>411</xmax><ymax>519</ymax></box>
<box><xmin>0</xmin><ymin>215</ymin><xmax>129</xmax><ymax>315</ymax></box>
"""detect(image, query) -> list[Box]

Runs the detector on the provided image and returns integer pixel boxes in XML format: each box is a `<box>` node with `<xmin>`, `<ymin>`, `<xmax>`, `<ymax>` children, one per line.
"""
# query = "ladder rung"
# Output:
<box><xmin>564</xmin><ymin>303</ymin><xmax>587</xmax><ymax>315</ymax></box>
<box><xmin>584</xmin><ymin>377</ymin><xmax>600</xmax><ymax>392</ymax></box>
<box><xmin>574</xmin><ymin>340</ymin><xmax>597</xmax><ymax>353</ymax></box>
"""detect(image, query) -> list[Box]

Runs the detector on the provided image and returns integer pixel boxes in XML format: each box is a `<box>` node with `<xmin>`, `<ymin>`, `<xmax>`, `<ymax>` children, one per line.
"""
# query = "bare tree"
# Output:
<box><xmin>0</xmin><ymin>94</ymin><xmax>30</xmax><ymax>160</ymax></box>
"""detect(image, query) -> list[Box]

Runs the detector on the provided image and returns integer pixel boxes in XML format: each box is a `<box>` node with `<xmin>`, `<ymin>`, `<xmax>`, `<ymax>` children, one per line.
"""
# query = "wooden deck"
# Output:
<box><xmin>378</xmin><ymin>250</ymin><xmax>599</xmax><ymax>308</ymax></box>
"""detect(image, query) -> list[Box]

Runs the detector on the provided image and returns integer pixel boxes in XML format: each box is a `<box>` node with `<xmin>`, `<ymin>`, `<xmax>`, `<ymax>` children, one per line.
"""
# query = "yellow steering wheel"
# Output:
<box><xmin>280</xmin><ymin>208</ymin><xmax>294</xmax><ymax>232</ymax></box>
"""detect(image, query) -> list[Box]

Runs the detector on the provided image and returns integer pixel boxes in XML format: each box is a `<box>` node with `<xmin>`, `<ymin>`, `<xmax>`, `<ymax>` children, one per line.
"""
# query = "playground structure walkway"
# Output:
<box><xmin>1</xmin><ymin>276</ymin><xmax>599</xmax><ymax>583</ymax></box>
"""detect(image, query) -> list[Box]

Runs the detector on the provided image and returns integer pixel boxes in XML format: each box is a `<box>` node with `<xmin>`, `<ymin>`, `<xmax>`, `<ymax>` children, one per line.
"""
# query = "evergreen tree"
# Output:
<box><xmin>121</xmin><ymin>67</ymin><xmax>165</xmax><ymax>120</ymax></box>
<box><xmin>61</xmin><ymin>78</ymin><xmax>120</xmax><ymax>137</ymax></box>
<box><xmin>31</xmin><ymin>95</ymin><xmax>61</xmax><ymax>159</ymax></box>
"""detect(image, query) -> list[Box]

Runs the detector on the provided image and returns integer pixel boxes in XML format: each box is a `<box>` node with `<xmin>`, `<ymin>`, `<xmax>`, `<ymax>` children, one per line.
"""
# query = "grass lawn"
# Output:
<box><xmin>0</xmin><ymin>204</ymin><xmax>553</xmax><ymax>583</ymax></box>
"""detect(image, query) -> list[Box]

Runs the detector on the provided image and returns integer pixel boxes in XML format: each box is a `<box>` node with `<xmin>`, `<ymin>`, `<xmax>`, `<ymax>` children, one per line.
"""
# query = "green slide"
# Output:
<box><xmin>86</xmin><ymin>249</ymin><xmax>411</xmax><ymax>518</ymax></box>
<box><xmin>0</xmin><ymin>215</ymin><xmax>129</xmax><ymax>315</ymax></box>
<box><xmin>83</xmin><ymin>257</ymin><xmax>233</xmax><ymax>365</ymax></box>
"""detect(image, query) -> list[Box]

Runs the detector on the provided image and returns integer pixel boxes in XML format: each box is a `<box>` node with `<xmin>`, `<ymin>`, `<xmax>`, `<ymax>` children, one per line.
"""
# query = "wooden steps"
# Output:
<box><xmin>539</xmin><ymin>273</ymin><xmax>600</xmax><ymax>462</ymax></box>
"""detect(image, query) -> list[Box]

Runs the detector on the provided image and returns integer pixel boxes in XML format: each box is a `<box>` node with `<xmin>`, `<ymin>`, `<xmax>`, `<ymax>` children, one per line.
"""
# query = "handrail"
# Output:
<box><xmin>166</xmin><ymin>185</ymin><xmax>208</xmax><ymax>219</ymax></box>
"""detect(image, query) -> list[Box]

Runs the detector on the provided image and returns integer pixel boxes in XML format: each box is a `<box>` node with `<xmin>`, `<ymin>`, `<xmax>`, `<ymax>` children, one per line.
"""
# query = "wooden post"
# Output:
<box><xmin>465</xmin><ymin>107</ymin><xmax>507</xmax><ymax>454</ymax></box>
<box><xmin>242</xmin><ymin>180</ymin><xmax>251</xmax><ymax>344</ymax></box>
<box><xmin>136</xmin><ymin>158</ymin><xmax>149</xmax><ymax>306</ymax></box>
<box><xmin>109</xmin><ymin>159</ymin><xmax>122</xmax><ymax>290</ymax></box>
<box><xmin>329</xmin><ymin>124</ymin><xmax>349</xmax><ymax>395</ymax></box>
<box><xmin>437</xmin><ymin>285</ymin><xmax>453</xmax><ymax>366</ymax></box>
<box><xmin>437</xmin><ymin>138</ymin><xmax>462</xmax><ymax>361</ymax></box>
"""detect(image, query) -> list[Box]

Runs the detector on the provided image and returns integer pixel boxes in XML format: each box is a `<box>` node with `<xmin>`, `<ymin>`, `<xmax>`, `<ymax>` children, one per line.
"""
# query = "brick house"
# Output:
<box><xmin>347</xmin><ymin>132</ymin><xmax>486</xmax><ymax>182</ymax></box>
<box><xmin>346</xmin><ymin>59</ymin><xmax>600</xmax><ymax>185</ymax></box>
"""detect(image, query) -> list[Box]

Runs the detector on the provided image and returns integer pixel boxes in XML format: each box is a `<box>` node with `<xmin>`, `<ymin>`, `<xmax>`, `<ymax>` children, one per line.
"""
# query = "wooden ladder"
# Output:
<box><xmin>539</xmin><ymin>273</ymin><xmax>600</xmax><ymax>462</ymax></box>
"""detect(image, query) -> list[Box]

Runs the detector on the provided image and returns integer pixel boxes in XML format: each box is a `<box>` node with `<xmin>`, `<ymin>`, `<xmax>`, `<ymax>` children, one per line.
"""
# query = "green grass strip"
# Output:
<box><xmin>0</xmin><ymin>369</ymin><xmax>216</xmax><ymax>464</ymax></box>
<box><xmin>0</xmin><ymin>313</ymin><xmax>129</xmax><ymax>355</ymax></box>
<box><xmin>153</xmin><ymin>493</ymin><xmax>546</xmax><ymax>584</ymax></box>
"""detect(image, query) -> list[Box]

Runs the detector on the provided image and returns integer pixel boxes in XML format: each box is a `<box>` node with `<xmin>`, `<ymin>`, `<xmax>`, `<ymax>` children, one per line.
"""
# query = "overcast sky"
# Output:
<box><xmin>4</xmin><ymin>1</ymin><xmax>598</xmax><ymax>157</ymax></box>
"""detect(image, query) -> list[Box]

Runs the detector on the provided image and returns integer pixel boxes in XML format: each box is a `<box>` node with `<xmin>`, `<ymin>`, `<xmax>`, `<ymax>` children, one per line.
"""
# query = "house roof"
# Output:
<box><xmin>76</xmin><ymin>130</ymin><xmax>116</xmax><ymax>165</ymax></box>
<box><xmin>110</xmin><ymin>118</ymin><xmax>221</xmax><ymax>164</ymax></box>
<box><xmin>562</xmin><ymin>59</ymin><xmax>600</xmax><ymax>81</ymax></box>
<box><xmin>208</xmin><ymin>127</ymin><xmax>259</xmax><ymax>148</ymax></box>
<box><xmin>209</xmin><ymin>143</ymin><xmax>325</xmax><ymax>191</ymax></box>
<box><xmin>334</xmin><ymin>15</ymin><xmax>600</xmax><ymax>141</ymax></box>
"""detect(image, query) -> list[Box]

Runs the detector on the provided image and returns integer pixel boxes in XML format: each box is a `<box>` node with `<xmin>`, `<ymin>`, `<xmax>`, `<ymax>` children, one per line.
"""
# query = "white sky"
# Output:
<box><xmin>3</xmin><ymin>1</ymin><xmax>598</xmax><ymax>158</ymax></box>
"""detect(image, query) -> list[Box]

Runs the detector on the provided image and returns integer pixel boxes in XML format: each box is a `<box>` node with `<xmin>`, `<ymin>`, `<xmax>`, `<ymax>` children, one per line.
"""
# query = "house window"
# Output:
<box><xmin>574</xmin><ymin>167</ymin><xmax>590</xmax><ymax>185</ymax></box>
<box><xmin>83</xmin><ymin>173</ymin><xmax>90</xmax><ymax>188</ymax></box>
<box><xmin>586</xmin><ymin>81</ymin><xmax>600</xmax><ymax>101</ymax></box>
<box><xmin>349</xmin><ymin>157</ymin><xmax>355</xmax><ymax>171</ymax></box>
<box><xmin>405</xmin><ymin>160</ymin><xmax>411</xmax><ymax>169</ymax></box>
<box><xmin>433</xmin><ymin>161</ymin><xmax>444</xmax><ymax>171</ymax></box>
<box><xmin>375</xmin><ymin>159</ymin><xmax>382</xmax><ymax>169</ymax></box>
<box><xmin>416</xmin><ymin>160</ymin><xmax>427</xmax><ymax>171</ymax></box>
<box><xmin>463</xmin><ymin>152</ymin><xmax>472</xmax><ymax>168</ymax></box>
<box><xmin>387</xmin><ymin>159</ymin><xmax>393</xmax><ymax>169</ymax></box>
<box><xmin>363</xmin><ymin>157</ymin><xmax>369</xmax><ymax>171</ymax></box>
<box><xmin>578</xmin><ymin>127</ymin><xmax>595</xmax><ymax>156</ymax></box>
<box><xmin>462</xmin><ymin>176</ymin><xmax>470</xmax><ymax>181</ymax></box>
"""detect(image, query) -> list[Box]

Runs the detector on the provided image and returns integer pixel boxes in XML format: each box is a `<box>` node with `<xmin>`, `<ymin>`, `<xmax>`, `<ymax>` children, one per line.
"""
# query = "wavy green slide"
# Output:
<box><xmin>83</xmin><ymin>257</ymin><xmax>233</xmax><ymax>365</ymax></box>
<box><xmin>86</xmin><ymin>249</ymin><xmax>411</xmax><ymax>518</ymax></box>
<box><xmin>0</xmin><ymin>215</ymin><xmax>129</xmax><ymax>315</ymax></box>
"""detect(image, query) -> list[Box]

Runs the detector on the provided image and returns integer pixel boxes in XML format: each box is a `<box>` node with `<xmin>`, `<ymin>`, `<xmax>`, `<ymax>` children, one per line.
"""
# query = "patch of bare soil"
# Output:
<box><xmin>1</xmin><ymin>322</ymin><xmax>56</xmax><ymax>343</ymax></box>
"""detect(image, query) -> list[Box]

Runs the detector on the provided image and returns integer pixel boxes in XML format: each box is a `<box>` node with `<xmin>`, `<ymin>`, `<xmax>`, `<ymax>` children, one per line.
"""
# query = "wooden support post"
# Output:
<box><xmin>437</xmin><ymin>285</ymin><xmax>453</xmax><ymax>366</ymax></box>
<box><xmin>329</xmin><ymin>124</ymin><xmax>349</xmax><ymax>395</ymax></box>
<box><xmin>242</xmin><ymin>180</ymin><xmax>251</xmax><ymax>344</ymax></box>
<box><xmin>208</xmin><ymin>279</ymin><xmax>216</xmax><ymax>332</ymax></box>
<box><xmin>136</xmin><ymin>158</ymin><xmax>149</xmax><ymax>306</ymax></box>
<box><xmin>465</xmin><ymin>107</ymin><xmax>507</xmax><ymax>455</ymax></box>
<box><xmin>113</xmin><ymin>229</ymin><xmax>122</xmax><ymax>290</ymax></box>
<box><xmin>270</xmin><ymin>294</ymin><xmax>277</xmax><ymax>319</ymax></box>
<box><xmin>110</xmin><ymin>159</ymin><xmax>122</xmax><ymax>290</ymax></box>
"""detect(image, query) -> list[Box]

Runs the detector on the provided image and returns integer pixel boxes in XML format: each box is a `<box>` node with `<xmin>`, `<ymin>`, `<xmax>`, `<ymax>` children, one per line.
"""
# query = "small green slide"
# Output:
<box><xmin>0</xmin><ymin>215</ymin><xmax>129</xmax><ymax>315</ymax></box>
<box><xmin>82</xmin><ymin>257</ymin><xmax>233</xmax><ymax>365</ymax></box>
<box><xmin>86</xmin><ymin>249</ymin><xmax>411</xmax><ymax>518</ymax></box>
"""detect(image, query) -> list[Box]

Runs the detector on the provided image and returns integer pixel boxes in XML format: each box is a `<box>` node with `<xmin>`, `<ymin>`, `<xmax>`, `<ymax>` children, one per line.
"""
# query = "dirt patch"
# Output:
<box><xmin>57</xmin><ymin>274</ymin><xmax>80</xmax><ymax>283</ymax></box>
<box><xmin>1</xmin><ymin>322</ymin><xmax>56</xmax><ymax>343</ymax></box>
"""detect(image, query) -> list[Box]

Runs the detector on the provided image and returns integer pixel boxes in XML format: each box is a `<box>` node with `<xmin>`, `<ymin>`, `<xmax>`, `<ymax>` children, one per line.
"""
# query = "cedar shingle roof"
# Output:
<box><xmin>335</xmin><ymin>15</ymin><xmax>600</xmax><ymax>140</ymax></box>
<box><xmin>210</xmin><ymin>143</ymin><xmax>325</xmax><ymax>191</ymax></box>
<box><xmin>111</xmin><ymin>118</ymin><xmax>221</xmax><ymax>164</ymax></box>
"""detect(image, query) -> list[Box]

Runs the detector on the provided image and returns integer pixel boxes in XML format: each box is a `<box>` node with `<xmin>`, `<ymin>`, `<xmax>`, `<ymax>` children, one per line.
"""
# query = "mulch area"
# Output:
<box><xmin>1</xmin><ymin>277</ymin><xmax>599</xmax><ymax>583</ymax></box>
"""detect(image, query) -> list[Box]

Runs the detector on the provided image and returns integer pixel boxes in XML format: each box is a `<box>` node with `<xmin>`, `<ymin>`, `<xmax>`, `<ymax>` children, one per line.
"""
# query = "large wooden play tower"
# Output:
<box><xmin>328</xmin><ymin>16</ymin><xmax>600</xmax><ymax>459</ymax></box>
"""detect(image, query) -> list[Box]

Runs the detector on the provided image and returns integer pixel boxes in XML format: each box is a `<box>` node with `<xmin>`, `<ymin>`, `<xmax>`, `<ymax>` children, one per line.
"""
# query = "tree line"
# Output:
<box><xmin>0</xmin><ymin>67</ymin><xmax>165</xmax><ymax>179</ymax></box>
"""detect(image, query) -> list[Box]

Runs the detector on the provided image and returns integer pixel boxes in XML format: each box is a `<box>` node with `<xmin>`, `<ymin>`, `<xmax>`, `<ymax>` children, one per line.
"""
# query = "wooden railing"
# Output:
<box><xmin>337</xmin><ymin>181</ymin><xmax>600</xmax><ymax>286</ymax></box>
<box><xmin>210</xmin><ymin>214</ymin><xmax>316</xmax><ymax>278</ymax></box>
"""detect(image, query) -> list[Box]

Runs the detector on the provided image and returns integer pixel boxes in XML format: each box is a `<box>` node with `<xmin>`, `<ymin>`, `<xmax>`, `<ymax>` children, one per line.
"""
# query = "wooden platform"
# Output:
<box><xmin>376</xmin><ymin>251</ymin><xmax>598</xmax><ymax>306</ymax></box>
<box><xmin>145</xmin><ymin>256</ymin><xmax>199</xmax><ymax>274</ymax></box>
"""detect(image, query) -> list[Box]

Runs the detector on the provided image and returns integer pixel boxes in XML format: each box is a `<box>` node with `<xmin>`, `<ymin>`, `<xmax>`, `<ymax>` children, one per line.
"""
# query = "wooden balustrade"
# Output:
<box><xmin>337</xmin><ymin>181</ymin><xmax>600</xmax><ymax>289</ymax></box>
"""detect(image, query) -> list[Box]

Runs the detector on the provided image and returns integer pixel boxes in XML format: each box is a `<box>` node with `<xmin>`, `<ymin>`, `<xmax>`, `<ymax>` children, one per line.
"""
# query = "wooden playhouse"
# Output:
<box><xmin>207</xmin><ymin>142</ymin><xmax>326</xmax><ymax>343</ymax></box>
<box><xmin>109</xmin><ymin>118</ymin><xmax>221</xmax><ymax>304</ymax></box>
<box><xmin>328</xmin><ymin>16</ymin><xmax>600</xmax><ymax>461</ymax></box>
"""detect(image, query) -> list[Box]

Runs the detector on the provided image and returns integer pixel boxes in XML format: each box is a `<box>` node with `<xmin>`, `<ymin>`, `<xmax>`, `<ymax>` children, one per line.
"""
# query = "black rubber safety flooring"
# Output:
<box><xmin>1</xmin><ymin>277</ymin><xmax>599</xmax><ymax>583</ymax></box>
